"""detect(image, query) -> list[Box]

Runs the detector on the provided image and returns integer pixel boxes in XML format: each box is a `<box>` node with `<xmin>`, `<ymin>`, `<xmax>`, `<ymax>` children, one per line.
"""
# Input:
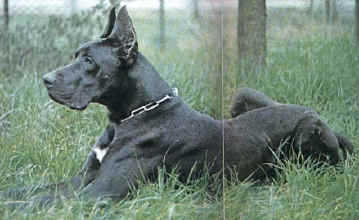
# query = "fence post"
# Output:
<box><xmin>110</xmin><ymin>0</ymin><xmax>121</xmax><ymax>7</ymax></box>
<box><xmin>193</xmin><ymin>0</ymin><xmax>199</xmax><ymax>19</ymax></box>
<box><xmin>70</xmin><ymin>0</ymin><xmax>77</xmax><ymax>15</ymax></box>
<box><xmin>159</xmin><ymin>0</ymin><xmax>165</xmax><ymax>51</ymax></box>
<box><xmin>64</xmin><ymin>0</ymin><xmax>77</xmax><ymax>15</ymax></box>
<box><xmin>356</xmin><ymin>0</ymin><xmax>359</xmax><ymax>42</ymax></box>
<box><xmin>4</xmin><ymin>0</ymin><xmax>9</xmax><ymax>30</ymax></box>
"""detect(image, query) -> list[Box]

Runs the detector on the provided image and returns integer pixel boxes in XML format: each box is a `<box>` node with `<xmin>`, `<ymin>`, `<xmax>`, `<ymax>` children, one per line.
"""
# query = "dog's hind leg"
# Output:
<box><xmin>292</xmin><ymin>115</ymin><xmax>342</xmax><ymax>164</ymax></box>
<box><xmin>231</xmin><ymin>88</ymin><xmax>280</xmax><ymax>117</ymax></box>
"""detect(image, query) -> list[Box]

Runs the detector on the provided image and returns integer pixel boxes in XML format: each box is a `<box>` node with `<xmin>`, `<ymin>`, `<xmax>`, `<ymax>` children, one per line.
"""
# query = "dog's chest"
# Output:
<box><xmin>93</xmin><ymin>146</ymin><xmax>109</xmax><ymax>162</ymax></box>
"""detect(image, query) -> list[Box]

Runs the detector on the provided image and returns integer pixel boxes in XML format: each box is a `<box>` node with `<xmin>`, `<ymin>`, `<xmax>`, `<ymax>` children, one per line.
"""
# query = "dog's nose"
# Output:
<box><xmin>43</xmin><ymin>72</ymin><xmax>56</xmax><ymax>88</ymax></box>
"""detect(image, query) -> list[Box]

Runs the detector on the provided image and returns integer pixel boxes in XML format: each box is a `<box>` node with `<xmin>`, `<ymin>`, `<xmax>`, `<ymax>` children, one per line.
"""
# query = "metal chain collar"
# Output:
<box><xmin>121</xmin><ymin>88</ymin><xmax>178</xmax><ymax>123</ymax></box>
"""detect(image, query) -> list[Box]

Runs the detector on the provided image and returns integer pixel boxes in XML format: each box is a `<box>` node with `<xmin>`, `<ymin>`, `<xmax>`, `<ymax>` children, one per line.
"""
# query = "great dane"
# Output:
<box><xmin>1</xmin><ymin>7</ymin><xmax>353</xmax><ymax>208</ymax></box>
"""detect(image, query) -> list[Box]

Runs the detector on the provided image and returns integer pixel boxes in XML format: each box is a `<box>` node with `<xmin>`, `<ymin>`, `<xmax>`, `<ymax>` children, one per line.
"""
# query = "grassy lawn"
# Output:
<box><xmin>0</xmin><ymin>6</ymin><xmax>359</xmax><ymax>219</ymax></box>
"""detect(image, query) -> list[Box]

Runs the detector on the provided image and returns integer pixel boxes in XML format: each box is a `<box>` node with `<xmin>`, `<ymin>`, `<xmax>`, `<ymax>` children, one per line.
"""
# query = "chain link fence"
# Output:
<box><xmin>0</xmin><ymin>0</ymin><xmax>356</xmax><ymax>115</ymax></box>
<box><xmin>1</xmin><ymin>0</ymin><xmax>355</xmax><ymax>29</ymax></box>
<box><xmin>0</xmin><ymin>0</ymin><xmax>128</xmax><ymax>30</ymax></box>
<box><xmin>0</xmin><ymin>0</ymin><xmax>111</xmax><ymax>15</ymax></box>
<box><xmin>0</xmin><ymin>0</ymin><xmax>224</xmax><ymax>116</ymax></box>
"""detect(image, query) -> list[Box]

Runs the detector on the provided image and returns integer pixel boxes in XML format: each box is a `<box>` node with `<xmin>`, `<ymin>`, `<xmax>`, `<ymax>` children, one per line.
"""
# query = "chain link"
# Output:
<box><xmin>121</xmin><ymin>94</ymin><xmax>174</xmax><ymax>123</ymax></box>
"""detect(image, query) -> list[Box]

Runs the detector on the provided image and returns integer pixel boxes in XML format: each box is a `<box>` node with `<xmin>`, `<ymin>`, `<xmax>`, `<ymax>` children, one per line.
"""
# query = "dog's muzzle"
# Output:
<box><xmin>43</xmin><ymin>72</ymin><xmax>57</xmax><ymax>89</ymax></box>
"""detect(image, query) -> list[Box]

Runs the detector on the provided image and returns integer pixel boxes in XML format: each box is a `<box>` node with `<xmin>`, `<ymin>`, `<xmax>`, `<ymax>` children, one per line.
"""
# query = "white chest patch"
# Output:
<box><xmin>93</xmin><ymin>146</ymin><xmax>109</xmax><ymax>163</ymax></box>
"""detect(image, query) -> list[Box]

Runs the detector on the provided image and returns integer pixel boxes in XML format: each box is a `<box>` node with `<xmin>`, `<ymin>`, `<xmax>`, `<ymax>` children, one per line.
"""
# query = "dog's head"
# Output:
<box><xmin>43</xmin><ymin>7</ymin><xmax>138</xmax><ymax>110</ymax></box>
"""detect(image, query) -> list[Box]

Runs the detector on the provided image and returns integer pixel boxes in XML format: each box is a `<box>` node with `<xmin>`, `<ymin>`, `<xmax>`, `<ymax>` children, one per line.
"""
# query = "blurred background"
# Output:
<box><xmin>1</xmin><ymin>0</ymin><xmax>358</xmax><ymax>118</ymax></box>
<box><xmin>1</xmin><ymin>0</ymin><xmax>358</xmax><ymax>117</ymax></box>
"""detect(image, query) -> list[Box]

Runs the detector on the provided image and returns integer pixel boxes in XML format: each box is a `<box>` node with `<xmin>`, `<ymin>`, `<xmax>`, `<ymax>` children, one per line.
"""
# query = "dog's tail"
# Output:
<box><xmin>335</xmin><ymin>132</ymin><xmax>355</xmax><ymax>160</ymax></box>
<box><xmin>230</xmin><ymin>88</ymin><xmax>279</xmax><ymax>117</ymax></box>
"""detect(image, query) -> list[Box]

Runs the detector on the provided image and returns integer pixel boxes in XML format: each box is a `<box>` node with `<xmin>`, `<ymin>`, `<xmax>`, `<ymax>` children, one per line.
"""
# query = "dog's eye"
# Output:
<box><xmin>84</xmin><ymin>57</ymin><xmax>94</xmax><ymax>64</ymax></box>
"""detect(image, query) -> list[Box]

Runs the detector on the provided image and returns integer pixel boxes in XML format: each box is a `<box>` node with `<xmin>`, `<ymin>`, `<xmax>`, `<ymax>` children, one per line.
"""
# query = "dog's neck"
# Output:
<box><xmin>105</xmin><ymin>53</ymin><xmax>174</xmax><ymax>121</ymax></box>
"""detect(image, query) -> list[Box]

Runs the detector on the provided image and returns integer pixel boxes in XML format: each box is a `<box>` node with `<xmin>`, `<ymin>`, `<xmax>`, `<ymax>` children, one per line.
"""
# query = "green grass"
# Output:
<box><xmin>0</xmin><ymin>7</ymin><xmax>359</xmax><ymax>219</ymax></box>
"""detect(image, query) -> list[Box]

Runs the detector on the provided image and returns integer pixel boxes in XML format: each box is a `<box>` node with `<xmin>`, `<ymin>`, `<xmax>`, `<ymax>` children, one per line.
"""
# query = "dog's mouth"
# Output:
<box><xmin>48</xmin><ymin>93</ymin><xmax>88</xmax><ymax>111</ymax></box>
<box><xmin>69</xmin><ymin>104</ymin><xmax>87</xmax><ymax>111</ymax></box>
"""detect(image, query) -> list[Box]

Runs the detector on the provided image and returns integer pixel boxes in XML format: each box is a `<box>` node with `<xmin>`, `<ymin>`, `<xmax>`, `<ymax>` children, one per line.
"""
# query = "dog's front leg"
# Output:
<box><xmin>79</xmin><ymin>151</ymin><xmax>161</xmax><ymax>201</ymax></box>
<box><xmin>74</xmin><ymin>124</ymin><xmax>115</xmax><ymax>188</ymax></box>
<box><xmin>32</xmin><ymin>124</ymin><xmax>115</xmax><ymax>197</ymax></box>
<box><xmin>30</xmin><ymin>123</ymin><xmax>116</xmax><ymax>204</ymax></box>
<box><xmin>0</xmin><ymin>124</ymin><xmax>114</xmax><ymax>208</ymax></box>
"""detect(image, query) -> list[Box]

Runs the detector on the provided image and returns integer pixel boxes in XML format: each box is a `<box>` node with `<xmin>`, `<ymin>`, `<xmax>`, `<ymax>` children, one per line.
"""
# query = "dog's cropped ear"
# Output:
<box><xmin>109</xmin><ymin>6</ymin><xmax>138</xmax><ymax>67</ymax></box>
<box><xmin>100</xmin><ymin>7</ymin><xmax>116</xmax><ymax>38</ymax></box>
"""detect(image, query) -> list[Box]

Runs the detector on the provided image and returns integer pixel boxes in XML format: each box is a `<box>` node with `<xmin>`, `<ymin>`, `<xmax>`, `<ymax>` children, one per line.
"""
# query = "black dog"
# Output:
<box><xmin>1</xmin><ymin>7</ymin><xmax>353</xmax><ymax>207</ymax></box>
<box><xmin>230</xmin><ymin>87</ymin><xmax>354</xmax><ymax>161</ymax></box>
